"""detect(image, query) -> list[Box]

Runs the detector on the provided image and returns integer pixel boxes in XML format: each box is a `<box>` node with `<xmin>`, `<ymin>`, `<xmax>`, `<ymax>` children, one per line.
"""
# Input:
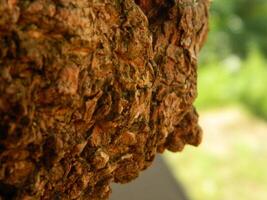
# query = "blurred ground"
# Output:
<box><xmin>110</xmin><ymin>156</ymin><xmax>189</xmax><ymax>200</ymax></box>
<box><xmin>164</xmin><ymin>106</ymin><xmax>267</xmax><ymax>200</ymax></box>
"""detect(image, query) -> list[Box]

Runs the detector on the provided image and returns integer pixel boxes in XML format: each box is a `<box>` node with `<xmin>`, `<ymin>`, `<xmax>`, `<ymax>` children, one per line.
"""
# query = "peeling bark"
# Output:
<box><xmin>0</xmin><ymin>0</ymin><xmax>209</xmax><ymax>199</ymax></box>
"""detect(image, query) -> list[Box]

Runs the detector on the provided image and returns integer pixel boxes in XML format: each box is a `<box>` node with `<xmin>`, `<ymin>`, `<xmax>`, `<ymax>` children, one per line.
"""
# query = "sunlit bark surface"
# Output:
<box><xmin>0</xmin><ymin>0</ymin><xmax>209</xmax><ymax>199</ymax></box>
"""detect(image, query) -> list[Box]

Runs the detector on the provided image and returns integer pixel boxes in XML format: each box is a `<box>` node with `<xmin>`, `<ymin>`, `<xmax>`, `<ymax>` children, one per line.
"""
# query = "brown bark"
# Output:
<box><xmin>0</xmin><ymin>0</ymin><xmax>209</xmax><ymax>199</ymax></box>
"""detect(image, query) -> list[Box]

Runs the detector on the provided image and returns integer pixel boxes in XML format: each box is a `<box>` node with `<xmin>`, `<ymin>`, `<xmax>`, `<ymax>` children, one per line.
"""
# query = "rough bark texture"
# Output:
<box><xmin>0</xmin><ymin>0</ymin><xmax>209</xmax><ymax>199</ymax></box>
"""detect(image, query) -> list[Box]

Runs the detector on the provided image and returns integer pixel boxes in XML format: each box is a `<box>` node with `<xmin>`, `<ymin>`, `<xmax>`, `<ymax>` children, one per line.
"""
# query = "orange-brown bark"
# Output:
<box><xmin>0</xmin><ymin>0</ymin><xmax>209</xmax><ymax>199</ymax></box>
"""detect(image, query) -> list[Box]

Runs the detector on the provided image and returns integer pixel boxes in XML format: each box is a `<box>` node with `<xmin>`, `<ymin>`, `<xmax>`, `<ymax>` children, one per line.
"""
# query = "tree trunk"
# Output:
<box><xmin>0</xmin><ymin>0</ymin><xmax>209</xmax><ymax>199</ymax></box>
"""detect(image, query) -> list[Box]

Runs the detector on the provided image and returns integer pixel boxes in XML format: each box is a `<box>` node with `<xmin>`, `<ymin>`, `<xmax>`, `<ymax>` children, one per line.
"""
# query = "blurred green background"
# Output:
<box><xmin>165</xmin><ymin>0</ymin><xmax>267</xmax><ymax>200</ymax></box>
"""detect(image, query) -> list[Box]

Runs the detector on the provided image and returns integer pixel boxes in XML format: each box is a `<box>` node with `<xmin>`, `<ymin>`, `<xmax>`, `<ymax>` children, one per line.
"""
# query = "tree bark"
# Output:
<box><xmin>0</xmin><ymin>0</ymin><xmax>209</xmax><ymax>199</ymax></box>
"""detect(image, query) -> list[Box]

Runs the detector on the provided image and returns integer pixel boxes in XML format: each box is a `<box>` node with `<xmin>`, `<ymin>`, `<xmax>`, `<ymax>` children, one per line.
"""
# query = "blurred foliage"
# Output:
<box><xmin>239</xmin><ymin>48</ymin><xmax>267</xmax><ymax>120</ymax></box>
<box><xmin>197</xmin><ymin>47</ymin><xmax>267</xmax><ymax>120</ymax></box>
<box><xmin>197</xmin><ymin>0</ymin><xmax>267</xmax><ymax>120</ymax></box>
<box><xmin>167</xmin><ymin>2</ymin><xmax>267</xmax><ymax>199</ymax></box>
<box><xmin>200</xmin><ymin>0</ymin><xmax>267</xmax><ymax>62</ymax></box>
